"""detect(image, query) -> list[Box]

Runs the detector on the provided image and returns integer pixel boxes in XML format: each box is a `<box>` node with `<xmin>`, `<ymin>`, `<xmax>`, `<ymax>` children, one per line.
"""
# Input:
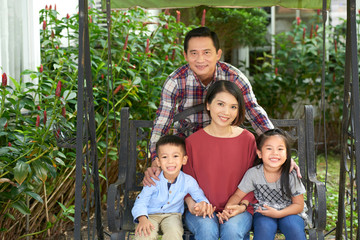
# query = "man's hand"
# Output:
<box><xmin>135</xmin><ymin>216</ymin><xmax>155</xmax><ymax>237</ymax></box>
<box><xmin>290</xmin><ymin>158</ymin><xmax>302</xmax><ymax>178</ymax></box>
<box><xmin>142</xmin><ymin>161</ymin><xmax>161</xmax><ymax>186</ymax></box>
<box><xmin>217</xmin><ymin>204</ymin><xmax>246</xmax><ymax>224</ymax></box>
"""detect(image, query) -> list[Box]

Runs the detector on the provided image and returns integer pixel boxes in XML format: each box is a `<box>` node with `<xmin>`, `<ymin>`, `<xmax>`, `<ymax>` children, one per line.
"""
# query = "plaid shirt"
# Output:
<box><xmin>150</xmin><ymin>61</ymin><xmax>273</xmax><ymax>160</ymax></box>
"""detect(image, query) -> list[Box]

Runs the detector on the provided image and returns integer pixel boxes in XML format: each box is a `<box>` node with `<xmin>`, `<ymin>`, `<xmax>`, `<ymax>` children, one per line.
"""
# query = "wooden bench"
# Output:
<box><xmin>107</xmin><ymin>105</ymin><xmax>326</xmax><ymax>240</ymax></box>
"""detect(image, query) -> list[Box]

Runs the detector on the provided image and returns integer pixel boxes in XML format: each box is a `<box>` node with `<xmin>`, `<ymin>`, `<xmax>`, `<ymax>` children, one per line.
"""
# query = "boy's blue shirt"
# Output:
<box><xmin>131</xmin><ymin>170</ymin><xmax>209</xmax><ymax>222</ymax></box>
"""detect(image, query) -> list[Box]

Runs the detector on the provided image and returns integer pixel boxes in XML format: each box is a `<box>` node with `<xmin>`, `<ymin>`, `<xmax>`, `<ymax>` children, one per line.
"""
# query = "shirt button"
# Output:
<box><xmin>167</xmin><ymin>202</ymin><xmax>170</xmax><ymax>204</ymax></box>
<box><xmin>169</xmin><ymin>191</ymin><xmax>172</xmax><ymax>194</ymax></box>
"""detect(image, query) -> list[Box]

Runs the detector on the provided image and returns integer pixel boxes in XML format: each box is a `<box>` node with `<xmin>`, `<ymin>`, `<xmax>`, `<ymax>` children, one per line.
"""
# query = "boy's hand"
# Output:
<box><xmin>142</xmin><ymin>161</ymin><xmax>161</xmax><ymax>186</ymax></box>
<box><xmin>255</xmin><ymin>204</ymin><xmax>280</xmax><ymax>218</ymax></box>
<box><xmin>192</xmin><ymin>202</ymin><xmax>216</xmax><ymax>218</ymax></box>
<box><xmin>135</xmin><ymin>216</ymin><xmax>155</xmax><ymax>237</ymax></box>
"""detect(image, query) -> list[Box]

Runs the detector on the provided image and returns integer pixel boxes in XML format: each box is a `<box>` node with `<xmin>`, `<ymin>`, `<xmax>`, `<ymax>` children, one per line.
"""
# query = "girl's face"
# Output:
<box><xmin>206</xmin><ymin>91</ymin><xmax>238</xmax><ymax>127</ymax></box>
<box><xmin>257</xmin><ymin>135</ymin><xmax>287</xmax><ymax>171</ymax></box>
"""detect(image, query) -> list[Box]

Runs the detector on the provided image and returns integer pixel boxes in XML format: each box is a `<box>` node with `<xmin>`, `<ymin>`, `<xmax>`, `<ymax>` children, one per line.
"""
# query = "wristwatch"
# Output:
<box><xmin>239</xmin><ymin>202</ymin><xmax>248</xmax><ymax>209</ymax></box>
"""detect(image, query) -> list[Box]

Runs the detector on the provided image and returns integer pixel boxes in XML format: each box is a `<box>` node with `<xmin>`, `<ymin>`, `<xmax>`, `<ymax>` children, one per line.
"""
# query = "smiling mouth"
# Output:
<box><xmin>167</xmin><ymin>166</ymin><xmax>176</xmax><ymax>171</ymax></box>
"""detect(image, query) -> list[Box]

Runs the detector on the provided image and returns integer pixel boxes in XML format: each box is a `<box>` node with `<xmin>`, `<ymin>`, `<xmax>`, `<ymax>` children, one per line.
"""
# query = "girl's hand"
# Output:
<box><xmin>217</xmin><ymin>204</ymin><xmax>247</xmax><ymax>224</ymax></box>
<box><xmin>193</xmin><ymin>202</ymin><xmax>216</xmax><ymax>218</ymax></box>
<box><xmin>255</xmin><ymin>205</ymin><xmax>281</xmax><ymax>218</ymax></box>
<box><xmin>135</xmin><ymin>216</ymin><xmax>155</xmax><ymax>237</ymax></box>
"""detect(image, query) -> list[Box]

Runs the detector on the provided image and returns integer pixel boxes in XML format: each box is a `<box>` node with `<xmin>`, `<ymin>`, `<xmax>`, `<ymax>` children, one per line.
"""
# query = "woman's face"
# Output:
<box><xmin>206</xmin><ymin>91</ymin><xmax>239</xmax><ymax>127</ymax></box>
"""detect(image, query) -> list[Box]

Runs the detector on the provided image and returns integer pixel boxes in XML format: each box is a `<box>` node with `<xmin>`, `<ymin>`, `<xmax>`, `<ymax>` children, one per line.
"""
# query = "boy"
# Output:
<box><xmin>131</xmin><ymin>135</ymin><xmax>212</xmax><ymax>240</ymax></box>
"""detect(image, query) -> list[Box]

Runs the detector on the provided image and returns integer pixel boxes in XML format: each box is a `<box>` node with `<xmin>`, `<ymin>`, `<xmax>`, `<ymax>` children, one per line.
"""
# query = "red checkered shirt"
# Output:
<box><xmin>150</xmin><ymin>61</ymin><xmax>273</xmax><ymax>160</ymax></box>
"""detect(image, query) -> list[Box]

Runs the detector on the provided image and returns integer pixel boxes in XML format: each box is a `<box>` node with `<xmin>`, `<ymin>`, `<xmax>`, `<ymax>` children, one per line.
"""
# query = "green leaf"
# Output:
<box><xmin>25</xmin><ymin>191</ymin><xmax>44</xmax><ymax>203</ymax></box>
<box><xmin>9</xmin><ymin>76</ymin><xmax>20</xmax><ymax>92</ymax></box>
<box><xmin>13</xmin><ymin>161</ymin><xmax>29</xmax><ymax>185</ymax></box>
<box><xmin>32</xmin><ymin>161</ymin><xmax>48</xmax><ymax>182</ymax></box>
<box><xmin>63</xmin><ymin>90</ymin><xmax>77</xmax><ymax>100</ymax></box>
<box><xmin>133</xmin><ymin>76</ymin><xmax>141</xmax><ymax>85</ymax></box>
<box><xmin>54</xmin><ymin>157</ymin><xmax>65</xmax><ymax>166</ymax></box>
<box><xmin>0</xmin><ymin>118</ymin><xmax>7</xmax><ymax>128</ymax></box>
<box><xmin>11</xmin><ymin>201</ymin><xmax>31</xmax><ymax>215</ymax></box>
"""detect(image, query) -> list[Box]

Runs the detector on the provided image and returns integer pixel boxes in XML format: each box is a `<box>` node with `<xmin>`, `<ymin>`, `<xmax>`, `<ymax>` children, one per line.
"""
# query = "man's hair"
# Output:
<box><xmin>156</xmin><ymin>135</ymin><xmax>186</xmax><ymax>155</ymax></box>
<box><xmin>184</xmin><ymin>27</ymin><xmax>220</xmax><ymax>53</ymax></box>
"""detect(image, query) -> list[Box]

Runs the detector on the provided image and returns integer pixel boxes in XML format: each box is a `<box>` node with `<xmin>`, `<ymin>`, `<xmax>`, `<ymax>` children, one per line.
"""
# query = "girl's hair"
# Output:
<box><xmin>254</xmin><ymin>128</ymin><xmax>293</xmax><ymax>199</ymax></box>
<box><xmin>204</xmin><ymin>80</ymin><xmax>245</xmax><ymax>126</ymax></box>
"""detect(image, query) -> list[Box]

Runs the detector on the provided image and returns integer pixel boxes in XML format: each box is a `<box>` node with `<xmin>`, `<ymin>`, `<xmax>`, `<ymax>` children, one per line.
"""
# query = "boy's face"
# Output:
<box><xmin>155</xmin><ymin>144</ymin><xmax>187</xmax><ymax>181</ymax></box>
<box><xmin>184</xmin><ymin>36</ymin><xmax>222</xmax><ymax>84</ymax></box>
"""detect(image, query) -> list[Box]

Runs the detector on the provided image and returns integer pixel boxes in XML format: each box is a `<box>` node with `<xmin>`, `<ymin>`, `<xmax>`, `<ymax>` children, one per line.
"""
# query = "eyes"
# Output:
<box><xmin>160</xmin><ymin>154</ymin><xmax>180</xmax><ymax>159</ymax></box>
<box><xmin>217</xmin><ymin>102</ymin><xmax>238</xmax><ymax>109</ymax></box>
<box><xmin>189</xmin><ymin>50</ymin><xmax>212</xmax><ymax>57</ymax></box>
<box><xmin>264</xmin><ymin>147</ymin><xmax>285</xmax><ymax>152</ymax></box>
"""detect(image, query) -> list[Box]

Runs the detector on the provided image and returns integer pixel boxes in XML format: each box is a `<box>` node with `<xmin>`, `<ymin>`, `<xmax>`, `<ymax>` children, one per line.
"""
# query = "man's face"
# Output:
<box><xmin>184</xmin><ymin>37</ymin><xmax>222</xmax><ymax>84</ymax></box>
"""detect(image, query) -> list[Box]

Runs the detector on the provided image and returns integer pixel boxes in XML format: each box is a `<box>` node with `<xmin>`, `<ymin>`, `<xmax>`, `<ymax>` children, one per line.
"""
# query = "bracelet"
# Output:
<box><xmin>239</xmin><ymin>202</ymin><xmax>248</xmax><ymax>209</ymax></box>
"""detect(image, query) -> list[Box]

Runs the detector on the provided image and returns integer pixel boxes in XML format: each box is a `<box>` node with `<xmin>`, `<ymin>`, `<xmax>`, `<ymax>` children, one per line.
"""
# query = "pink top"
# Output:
<box><xmin>184</xmin><ymin>128</ymin><xmax>257</xmax><ymax>214</ymax></box>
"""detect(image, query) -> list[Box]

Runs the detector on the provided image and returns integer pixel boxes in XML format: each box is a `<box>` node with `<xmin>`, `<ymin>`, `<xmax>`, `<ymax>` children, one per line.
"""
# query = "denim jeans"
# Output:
<box><xmin>184</xmin><ymin>210</ymin><xmax>252</xmax><ymax>240</ymax></box>
<box><xmin>253</xmin><ymin>212</ymin><xmax>306</xmax><ymax>240</ymax></box>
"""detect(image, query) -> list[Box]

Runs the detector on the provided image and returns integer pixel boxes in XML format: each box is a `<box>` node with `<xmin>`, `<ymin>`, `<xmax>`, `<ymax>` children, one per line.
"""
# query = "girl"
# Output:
<box><xmin>183</xmin><ymin>80</ymin><xmax>258</xmax><ymax>240</ymax></box>
<box><xmin>219</xmin><ymin>128</ymin><xmax>307</xmax><ymax>240</ymax></box>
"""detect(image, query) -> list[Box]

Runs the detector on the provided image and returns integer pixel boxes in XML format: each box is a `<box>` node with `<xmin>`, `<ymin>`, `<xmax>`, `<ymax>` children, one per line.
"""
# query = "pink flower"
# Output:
<box><xmin>66</xmin><ymin>13</ymin><xmax>70</xmax><ymax>19</ymax></box>
<box><xmin>296</xmin><ymin>17</ymin><xmax>301</xmax><ymax>26</ymax></box>
<box><xmin>8</xmin><ymin>142</ymin><xmax>11</xmax><ymax>147</ymax></box>
<box><xmin>164</xmin><ymin>9</ymin><xmax>170</xmax><ymax>15</ymax></box>
<box><xmin>101</xmin><ymin>74</ymin><xmax>104</xmax><ymax>79</ymax></box>
<box><xmin>123</xmin><ymin>34</ymin><xmax>129</xmax><ymax>50</ymax></box>
<box><xmin>45</xmin><ymin>5</ymin><xmax>48</xmax><ymax>10</ymax></box>
<box><xmin>43</xmin><ymin>111</ymin><xmax>47</xmax><ymax>125</ymax></box>
<box><xmin>176</xmin><ymin>10</ymin><xmax>181</xmax><ymax>23</ymax></box>
<box><xmin>43</xmin><ymin>20</ymin><xmax>47</xmax><ymax>30</ymax></box>
<box><xmin>2</xmin><ymin>73</ymin><xmax>7</xmax><ymax>87</ymax></box>
<box><xmin>201</xmin><ymin>9</ymin><xmax>206</xmax><ymax>27</ymax></box>
<box><xmin>317</xmin><ymin>9</ymin><xmax>321</xmax><ymax>15</ymax></box>
<box><xmin>164</xmin><ymin>23</ymin><xmax>168</xmax><ymax>29</ymax></box>
<box><xmin>56</xmin><ymin>45</ymin><xmax>59</xmax><ymax>49</ymax></box>
<box><xmin>36</xmin><ymin>115</ymin><xmax>40</xmax><ymax>127</ymax></box>
<box><xmin>165</xmin><ymin>55</ymin><xmax>169</xmax><ymax>61</ymax></box>
<box><xmin>55</xmin><ymin>80</ymin><xmax>62</xmax><ymax>97</ymax></box>
<box><xmin>37</xmin><ymin>105</ymin><xmax>41</xmax><ymax>110</ymax></box>
<box><xmin>55</xmin><ymin>4</ymin><xmax>57</xmax><ymax>11</ymax></box>
<box><xmin>275</xmin><ymin>67</ymin><xmax>278</xmax><ymax>75</ymax></box>
<box><xmin>89</xmin><ymin>15</ymin><xmax>92</xmax><ymax>23</ymax></box>
<box><xmin>145</xmin><ymin>38</ymin><xmax>150</xmax><ymax>54</ymax></box>
<box><xmin>39</xmin><ymin>64</ymin><xmax>43</xmax><ymax>73</ymax></box>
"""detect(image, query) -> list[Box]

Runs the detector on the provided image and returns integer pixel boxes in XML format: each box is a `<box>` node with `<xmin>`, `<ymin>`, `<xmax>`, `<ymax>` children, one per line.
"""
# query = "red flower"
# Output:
<box><xmin>66</xmin><ymin>13</ymin><xmax>70</xmax><ymax>19</ymax></box>
<box><xmin>55</xmin><ymin>4</ymin><xmax>57</xmax><ymax>11</ymax></box>
<box><xmin>4</xmin><ymin>122</ymin><xmax>8</xmax><ymax>129</ymax></box>
<box><xmin>101</xmin><ymin>74</ymin><xmax>104</xmax><ymax>79</ymax></box>
<box><xmin>201</xmin><ymin>9</ymin><xmax>206</xmax><ymax>27</ymax></box>
<box><xmin>55</xmin><ymin>80</ymin><xmax>62</xmax><ymax>97</ymax></box>
<box><xmin>113</xmin><ymin>84</ymin><xmax>124</xmax><ymax>95</ymax></box>
<box><xmin>317</xmin><ymin>9</ymin><xmax>321</xmax><ymax>15</ymax></box>
<box><xmin>123</xmin><ymin>34</ymin><xmax>129</xmax><ymax>50</ymax></box>
<box><xmin>2</xmin><ymin>73</ymin><xmax>7</xmax><ymax>87</ymax></box>
<box><xmin>164</xmin><ymin>23</ymin><xmax>168</xmax><ymax>29</ymax></box>
<box><xmin>127</xmin><ymin>19</ymin><xmax>130</xmax><ymax>23</ymax></box>
<box><xmin>176</xmin><ymin>10</ymin><xmax>181</xmax><ymax>23</ymax></box>
<box><xmin>296</xmin><ymin>17</ymin><xmax>301</xmax><ymax>26</ymax></box>
<box><xmin>89</xmin><ymin>15</ymin><xmax>92</xmax><ymax>23</ymax></box>
<box><xmin>165</xmin><ymin>55</ymin><xmax>169</xmax><ymax>61</ymax></box>
<box><xmin>51</xmin><ymin>30</ymin><xmax>55</xmax><ymax>39</ymax></box>
<box><xmin>164</xmin><ymin>9</ymin><xmax>170</xmax><ymax>15</ymax></box>
<box><xmin>358</xmin><ymin>9</ymin><xmax>360</xmax><ymax>15</ymax></box>
<box><xmin>39</xmin><ymin>64</ymin><xmax>43</xmax><ymax>73</ymax></box>
<box><xmin>49</xmin><ymin>5</ymin><xmax>52</xmax><ymax>10</ymax></box>
<box><xmin>37</xmin><ymin>105</ymin><xmax>41</xmax><ymax>110</ymax></box>
<box><xmin>43</xmin><ymin>20</ymin><xmax>47</xmax><ymax>30</ymax></box>
<box><xmin>145</xmin><ymin>38</ymin><xmax>150</xmax><ymax>54</ymax></box>
<box><xmin>315</xmin><ymin>25</ymin><xmax>319</xmax><ymax>37</ymax></box>
<box><xmin>275</xmin><ymin>67</ymin><xmax>278</xmax><ymax>75</ymax></box>
<box><xmin>8</xmin><ymin>142</ymin><xmax>11</xmax><ymax>147</ymax></box>
<box><xmin>45</xmin><ymin>5</ymin><xmax>48</xmax><ymax>10</ymax></box>
<box><xmin>36</xmin><ymin>115</ymin><xmax>40</xmax><ymax>127</ymax></box>
<box><xmin>56</xmin><ymin>45</ymin><xmax>59</xmax><ymax>49</ymax></box>
<box><xmin>62</xmin><ymin>107</ymin><xmax>66</xmax><ymax>117</ymax></box>
<box><xmin>43</xmin><ymin>111</ymin><xmax>47</xmax><ymax>125</ymax></box>
<box><xmin>303</xmin><ymin>27</ymin><xmax>306</xmax><ymax>41</ymax></box>
<box><xmin>171</xmin><ymin>49</ymin><xmax>176</xmax><ymax>61</ymax></box>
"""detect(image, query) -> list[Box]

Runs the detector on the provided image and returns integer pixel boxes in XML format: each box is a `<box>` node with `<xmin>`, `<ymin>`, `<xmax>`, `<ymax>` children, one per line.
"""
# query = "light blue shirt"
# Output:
<box><xmin>132</xmin><ymin>171</ymin><xmax>209</xmax><ymax>222</ymax></box>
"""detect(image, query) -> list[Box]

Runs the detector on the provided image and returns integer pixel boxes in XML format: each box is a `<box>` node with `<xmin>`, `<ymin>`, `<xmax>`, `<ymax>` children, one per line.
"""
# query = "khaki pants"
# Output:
<box><xmin>134</xmin><ymin>213</ymin><xmax>183</xmax><ymax>240</ymax></box>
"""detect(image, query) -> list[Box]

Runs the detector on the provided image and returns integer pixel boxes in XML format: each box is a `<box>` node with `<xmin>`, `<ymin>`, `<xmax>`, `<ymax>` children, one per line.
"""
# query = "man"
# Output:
<box><xmin>144</xmin><ymin>27</ymin><xmax>274</xmax><ymax>186</ymax></box>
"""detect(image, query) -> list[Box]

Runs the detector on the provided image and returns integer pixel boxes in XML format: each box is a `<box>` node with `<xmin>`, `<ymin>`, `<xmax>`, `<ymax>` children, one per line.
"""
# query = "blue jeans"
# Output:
<box><xmin>253</xmin><ymin>212</ymin><xmax>306</xmax><ymax>240</ymax></box>
<box><xmin>184</xmin><ymin>210</ymin><xmax>252</xmax><ymax>240</ymax></box>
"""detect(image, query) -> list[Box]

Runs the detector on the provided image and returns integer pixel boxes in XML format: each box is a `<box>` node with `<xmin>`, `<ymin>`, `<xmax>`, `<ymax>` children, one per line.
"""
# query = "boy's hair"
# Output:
<box><xmin>204</xmin><ymin>80</ymin><xmax>245</xmax><ymax>126</ymax></box>
<box><xmin>156</xmin><ymin>135</ymin><xmax>186</xmax><ymax>155</ymax></box>
<box><xmin>254</xmin><ymin>128</ymin><xmax>293</xmax><ymax>199</ymax></box>
<box><xmin>184</xmin><ymin>27</ymin><xmax>220</xmax><ymax>53</ymax></box>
